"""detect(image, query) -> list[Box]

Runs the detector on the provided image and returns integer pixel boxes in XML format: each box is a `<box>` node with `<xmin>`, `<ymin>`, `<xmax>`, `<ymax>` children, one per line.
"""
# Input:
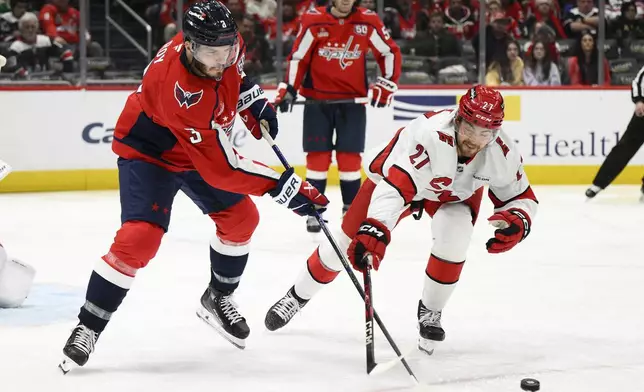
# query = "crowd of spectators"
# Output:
<box><xmin>0</xmin><ymin>0</ymin><xmax>642</xmax><ymax>85</ymax></box>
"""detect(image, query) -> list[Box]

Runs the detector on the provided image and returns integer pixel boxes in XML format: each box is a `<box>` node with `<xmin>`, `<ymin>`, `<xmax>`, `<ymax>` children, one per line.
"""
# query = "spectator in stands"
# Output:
<box><xmin>360</xmin><ymin>0</ymin><xmax>377</xmax><ymax>11</ymax></box>
<box><xmin>501</xmin><ymin>0</ymin><xmax>525</xmax><ymax>25</ymax></box>
<box><xmin>0</xmin><ymin>1</ymin><xmax>9</xmax><ymax>13</ymax></box>
<box><xmin>485</xmin><ymin>39</ymin><xmax>524</xmax><ymax>85</ymax></box>
<box><xmin>246</xmin><ymin>0</ymin><xmax>277</xmax><ymax>21</ymax></box>
<box><xmin>237</xmin><ymin>14</ymin><xmax>272</xmax><ymax>78</ymax></box>
<box><xmin>525</xmin><ymin>0</ymin><xmax>567</xmax><ymax>39</ymax></box>
<box><xmin>384</xmin><ymin>0</ymin><xmax>419</xmax><ymax>39</ymax></box>
<box><xmin>523</xmin><ymin>39</ymin><xmax>562</xmax><ymax>85</ymax></box>
<box><xmin>226</xmin><ymin>0</ymin><xmax>246</xmax><ymax>18</ymax></box>
<box><xmin>473</xmin><ymin>11</ymin><xmax>512</xmax><ymax>67</ymax></box>
<box><xmin>524</xmin><ymin>22</ymin><xmax>561</xmax><ymax>62</ymax></box>
<box><xmin>443</xmin><ymin>0</ymin><xmax>475</xmax><ymax>40</ymax></box>
<box><xmin>563</xmin><ymin>0</ymin><xmax>608</xmax><ymax>39</ymax></box>
<box><xmin>567</xmin><ymin>30</ymin><xmax>611</xmax><ymax>85</ymax></box>
<box><xmin>39</xmin><ymin>0</ymin><xmax>103</xmax><ymax>57</ymax></box>
<box><xmin>487</xmin><ymin>5</ymin><xmax>522</xmax><ymax>38</ymax></box>
<box><xmin>264</xmin><ymin>0</ymin><xmax>299</xmax><ymax>53</ymax></box>
<box><xmin>2</xmin><ymin>12</ymin><xmax>74</xmax><ymax>76</ymax></box>
<box><xmin>612</xmin><ymin>1</ymin><xmax>644</xmax><ymax>46</ymax></box>
<box><xmin>0</xmin><ymin>0</ymin><xmax>27</xmax><ymax>43</ymax></box>
<box><xmin>404</xmin><ymin>11</ymin><xmax>461</xmax><ymax>58</ymax></box>
<box><xmin>160</xmin><ymin>0</ymin><xmax>201</xmax><ymax>42</ymax></box>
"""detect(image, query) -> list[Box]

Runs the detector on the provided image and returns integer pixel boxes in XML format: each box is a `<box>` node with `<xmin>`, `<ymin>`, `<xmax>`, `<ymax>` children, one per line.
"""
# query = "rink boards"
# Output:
<box><xmin>0</xmin><ymin>86</ymin><xmax>643</xmax><ymax>192</ymax></box>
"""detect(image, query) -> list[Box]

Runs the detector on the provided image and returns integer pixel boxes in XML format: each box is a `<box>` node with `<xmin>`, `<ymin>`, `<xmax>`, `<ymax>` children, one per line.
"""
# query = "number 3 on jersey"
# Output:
<box><xmin>187</xmin><ymin>128</ymin><xmax>202</xmax><ymax>144</ymax></box>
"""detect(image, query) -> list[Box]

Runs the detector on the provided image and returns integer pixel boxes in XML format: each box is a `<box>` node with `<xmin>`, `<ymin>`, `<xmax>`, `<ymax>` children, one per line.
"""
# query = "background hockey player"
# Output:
<box><xmin>265</xmin><ymin>86</ymin><xmax>538</xmax><ymax>355</ymax></box>
<box><xmin>585</xmin><ymin>65</ymin><xmax>644</xmax><ymax>201</ymax></box>
<box><xmin>273</xmin><ymin>0</ymin><xmax>401</xmax><ymax>233</ymax></box>
<box><xmin>59</xmin><ymin>1</ymin><xmax>328</xmax><ymax>373</ymax></box>
<box><xmin>0</xmin><ymin>159</ymin><xmax>36</xmax><ymax>309</ymax></box>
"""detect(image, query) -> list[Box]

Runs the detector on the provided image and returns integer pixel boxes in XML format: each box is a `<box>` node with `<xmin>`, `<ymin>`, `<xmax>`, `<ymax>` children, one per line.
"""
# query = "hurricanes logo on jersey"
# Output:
<box><xmin>318</xmin><ymin>36</ymin><xmax>362</xmax><ymax>69</ymax></box>
<box><xmin>174</xmin><ymin>82</ymin><xmax>203</xmax><ymax>109</ymax></box>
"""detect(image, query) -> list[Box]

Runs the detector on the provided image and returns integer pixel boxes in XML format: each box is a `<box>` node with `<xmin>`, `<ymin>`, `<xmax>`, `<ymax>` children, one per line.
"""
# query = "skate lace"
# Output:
<box><xmin>419</xmin><ymin>308</ymin><xmax>442</xmax><ymax>328</ymax></box>
<box><xmin>220</xmin><ymin>295</ymin><xmax>244</xmax><ymax>325</ymax></box>
<box><xmin>72</xmin><ymin>325</ymin><xmax>97</xmax><ymax>354</ymax></box>
<box><xmin>273</xmin><ymin>294</ymin><xmax>301</xmax><ymax>321</ymax></box>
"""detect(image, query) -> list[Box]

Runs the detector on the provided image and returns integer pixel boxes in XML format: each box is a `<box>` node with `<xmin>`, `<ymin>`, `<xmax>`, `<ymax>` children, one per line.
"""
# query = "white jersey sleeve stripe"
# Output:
<box><xmin>369</xmin><ymin>29</ymin><xmax>394</xmax><ymax>79</ymax></box>
<box><xmin>288</xmin><ymin>29</ymin><xmax>315</xmax><ymax>86</ymax></box>
<box><xmin>631</xmin><ymin>65</ymin><xmax>644</xmax><ymax>102</ymax></box>
<box><xmin>214</xmin><ymin>126</ymin><xmax>280</xmax><ymax>181</ymax></box>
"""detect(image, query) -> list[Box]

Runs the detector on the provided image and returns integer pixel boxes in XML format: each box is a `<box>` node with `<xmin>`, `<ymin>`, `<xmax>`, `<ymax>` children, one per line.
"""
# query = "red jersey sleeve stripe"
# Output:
<box><xmin>384</xmin><ymin>164</ymin><xmax>417</xmax><ymax>205</ymax></box>
<box><xmin>368</xmin><ymin>127</ymin><xmax>404</xmax><ymax>176</ymax></box>
<box><xmin>488</xmin><ymin>186</ymin><xmax>538</xmax><ymax>209</ymax></box>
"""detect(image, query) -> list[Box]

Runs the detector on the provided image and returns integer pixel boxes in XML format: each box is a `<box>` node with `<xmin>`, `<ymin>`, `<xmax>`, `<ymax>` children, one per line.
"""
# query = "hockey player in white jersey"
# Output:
<box><xmin>265</xmin><ymin>85</ymin><xmax>538</xmax><ymax>354</ymax></box>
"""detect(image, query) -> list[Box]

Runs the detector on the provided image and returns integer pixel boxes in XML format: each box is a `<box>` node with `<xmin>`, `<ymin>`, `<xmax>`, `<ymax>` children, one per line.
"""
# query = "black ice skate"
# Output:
<box><xmin>640</xmin><ymin>182</ymin><xmax>644</xmax><ymax>203</ymax></box>
<box><xmin>585</xmin><ymin>185</ymin><xmax>603</xmax><ymax>199</ymax></box>
<box><xmin>306</xmin><ymin>215</ymin><xmax>321</xmax><ymax>233</ymax></box>
<box><xmin>342</xmin><ymin>204</ymin><xmax>350</xmax><ymax>218</ymax></box>
<box><xmin>196</xmin><ymin>287</ymin><xmax>249</xmax><ymax>349</ymax></box>
<box><xmin>417</xmin><ymin>300</ymin><xmax>445</xmax><ymax>356</ymax></box>
<box><xmin>59</xmin><ymin>323</ymin><xmax>100</xmax><ymax>374</ymax></box>
<box><xmin>265</xmin><ymin>286</ymin><xmax>308</xmax><ymax>331</ymax></box>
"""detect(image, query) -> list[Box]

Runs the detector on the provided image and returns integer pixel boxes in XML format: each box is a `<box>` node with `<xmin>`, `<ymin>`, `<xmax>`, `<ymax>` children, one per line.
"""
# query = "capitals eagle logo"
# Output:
<box><xmin>174</xmin><ymin>81</ymin><xmax>203</xmax><ymax>109</ymax></box>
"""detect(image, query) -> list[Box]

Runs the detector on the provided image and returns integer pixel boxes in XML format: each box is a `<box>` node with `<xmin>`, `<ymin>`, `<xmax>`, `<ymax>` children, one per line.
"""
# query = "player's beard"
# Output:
<box><xmin>456</xmin><ymin>137</ymin><xmax>484</xmax><ymax>158</ymax></box>
<box><xmin>193</xmin><ymin>60</ymin><xmax>224</xmax><ymax>80</ymax></box>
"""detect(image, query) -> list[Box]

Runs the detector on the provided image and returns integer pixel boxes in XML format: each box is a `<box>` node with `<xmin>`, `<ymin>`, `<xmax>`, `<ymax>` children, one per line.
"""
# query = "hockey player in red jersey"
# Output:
<box><xmin>273</xmin><ymin>0</ymin><xmax>401</xmax><ymax>233</ymax></box>
<box><xmin>265</xmin><ymin>86</ymin><xmax>538</xmax><ymax>355</ymax></box>
<box><xmin>59</xmin><ymin>1</ymin><xmax>329</xmax><ymax>373</ymax></box>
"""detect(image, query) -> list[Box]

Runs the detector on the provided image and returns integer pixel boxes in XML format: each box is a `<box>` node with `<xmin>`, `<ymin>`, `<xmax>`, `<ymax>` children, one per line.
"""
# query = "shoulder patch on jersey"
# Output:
<box><xmin>237</xmin><ymin>52</ymin><xmax>245</xmax><ymax>75</ymax></box>
<box><xmin>174</xmin><ymin>81</ymin><xmax>203</xmax><ymax>109</ymax></box>
<box><xmin>494</xmin><ymin>136</ymin><xmax>510</xmax><ymax>158</ymax></box>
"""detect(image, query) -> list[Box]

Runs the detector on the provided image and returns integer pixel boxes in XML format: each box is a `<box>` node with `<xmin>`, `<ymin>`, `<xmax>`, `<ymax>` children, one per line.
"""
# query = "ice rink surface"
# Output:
<box><xmin>1</xmin><ymin>185</ymin><xmax>643</xmax><ymax>392</ymax></box>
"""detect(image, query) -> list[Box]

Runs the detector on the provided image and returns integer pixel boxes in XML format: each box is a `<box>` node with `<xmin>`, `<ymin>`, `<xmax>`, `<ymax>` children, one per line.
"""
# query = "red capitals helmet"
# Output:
<box><xmin>458</xmin><ymin>85</ymin><xmax>504</xmax><ymax>130</ymax></box>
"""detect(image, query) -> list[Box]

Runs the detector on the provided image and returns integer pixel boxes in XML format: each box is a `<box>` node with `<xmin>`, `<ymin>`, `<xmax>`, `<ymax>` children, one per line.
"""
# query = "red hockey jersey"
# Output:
<box><xmin>112</xmin><ymin>33</ymin><xmax>279</xmax><ymax>196</ymax></box>
<box><xmin>286</xmin><ymin>6</ymin><xmax>401</xmax><ymax>100</ymax></box>
<box><xmin>39</xmin><ymin>4</ymin><xmax>81</xmax><ymax>44</ymax></box>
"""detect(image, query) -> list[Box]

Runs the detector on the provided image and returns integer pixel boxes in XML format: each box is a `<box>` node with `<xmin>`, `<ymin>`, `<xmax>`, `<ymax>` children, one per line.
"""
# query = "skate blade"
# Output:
<box><xmin>196</xmin><ymin>306</ymin><xmax>246</xmax><ymax>350</ymax></box>
<box><xmin>418</xmin><ymin>337</ymin><xmax>437</xmax><ymax>356</ymax></box>
<box><xmin>58</xmin><ymin>357</ymin><xmax>77</xmax><ymax>375</ymax></box>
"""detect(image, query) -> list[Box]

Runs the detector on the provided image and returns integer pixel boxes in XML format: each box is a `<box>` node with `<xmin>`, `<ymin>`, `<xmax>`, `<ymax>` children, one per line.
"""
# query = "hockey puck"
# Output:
<box><xmin>520</xmin><ymin>378</ymin><xmax>540</xmax><ymax>391</ymax></box>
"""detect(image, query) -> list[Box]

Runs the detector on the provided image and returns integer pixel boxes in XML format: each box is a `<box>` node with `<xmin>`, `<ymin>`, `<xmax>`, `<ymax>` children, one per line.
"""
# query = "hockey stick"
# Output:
<box><xmin>261</xmin><ymin>124</ymin><xmax>419</xmax><ymax>384</ymax></box>
<box><xmin>290</xmin><ymin>97</ymin><xmax>371</xmax><ymax>106</ymax></box>
<box><xmin>363</xmin><ymin>258</ymin><xmax>376</xmax><ymax>374</ymax></box>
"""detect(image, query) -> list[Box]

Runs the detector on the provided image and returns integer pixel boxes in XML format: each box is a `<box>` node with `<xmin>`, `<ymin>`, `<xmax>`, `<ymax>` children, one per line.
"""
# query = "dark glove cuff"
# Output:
<box><xmin>285</xmin><ymin>83</ymin><xmax>297</xmax><ymax>99</ymax></box>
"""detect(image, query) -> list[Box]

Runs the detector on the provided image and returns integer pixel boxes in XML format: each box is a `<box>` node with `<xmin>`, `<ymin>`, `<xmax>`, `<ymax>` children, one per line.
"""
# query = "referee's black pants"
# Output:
<box><xmin>592</xmin><ymin>114</ymin><xmax>644</xmax><ymax>188</ymax></box>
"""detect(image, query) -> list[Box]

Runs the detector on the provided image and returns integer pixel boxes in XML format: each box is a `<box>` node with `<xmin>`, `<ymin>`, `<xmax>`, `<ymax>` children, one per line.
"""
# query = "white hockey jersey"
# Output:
<box><xmin>363</xmin><ymin>108</ymin><xmax>538</xmax><ymax>229</ymax></box>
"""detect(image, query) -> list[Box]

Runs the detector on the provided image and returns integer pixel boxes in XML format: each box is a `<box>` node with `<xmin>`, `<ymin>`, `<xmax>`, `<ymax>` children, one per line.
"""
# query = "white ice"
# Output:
<box><xmin>1</xmin><ymin>185</ymin><xmax>644</xmax><ymax>392</ymax></box>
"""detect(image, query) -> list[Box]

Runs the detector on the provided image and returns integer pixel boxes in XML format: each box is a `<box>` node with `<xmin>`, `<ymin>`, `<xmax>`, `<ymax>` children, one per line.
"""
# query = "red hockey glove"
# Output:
<box><xmin>486</xmin><ymin>209</ymin><xmax>531</xmax><ymax>254</ymax></box>
<box><xmin>370</xmin><ymin>77</ymin><xmax>397</xmax><ymax>108</ymax></box>
<box><xmin>273</xmin><ymin>82</ymin><xmax>297</xmax><ymax>113</ymax></box>
<box><xmin>347</xmin><ymin>218</ymin><xmax>391</xmax><ymax>272</ymax></box>
<box><xmin>269</xmin><ymin>168</ymin><xmax>329</xmax><ymax>217</ymax></box>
